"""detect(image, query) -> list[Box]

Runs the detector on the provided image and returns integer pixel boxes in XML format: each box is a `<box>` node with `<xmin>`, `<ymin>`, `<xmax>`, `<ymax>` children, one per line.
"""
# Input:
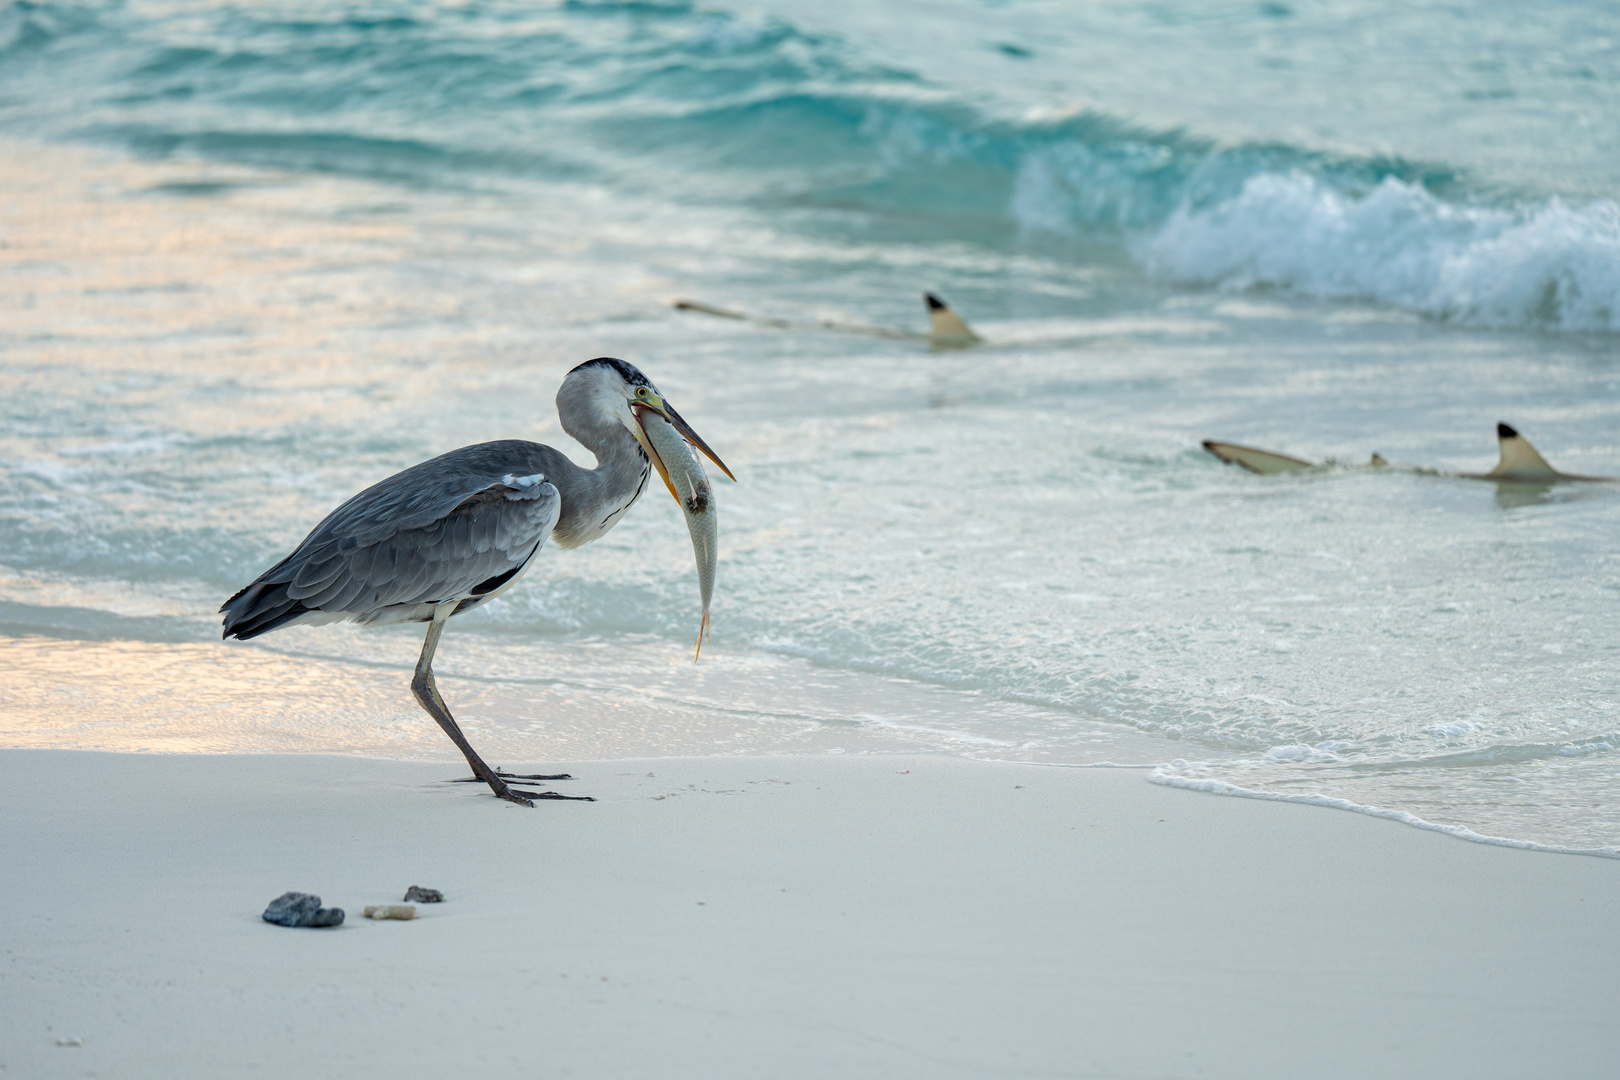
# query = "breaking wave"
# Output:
<box><xmin>3</xmin><ymin>0</ymin><xmax>1617</xmax><ymax>331</ymax></box>
<box><xmin>1139</xmin><ymin>172</ymin><xmax>1620</xmax><ymax>331</ymax></box>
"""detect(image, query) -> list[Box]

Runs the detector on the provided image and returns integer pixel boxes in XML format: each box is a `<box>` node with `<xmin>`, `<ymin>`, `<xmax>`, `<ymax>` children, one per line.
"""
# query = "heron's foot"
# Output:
<box><xmin>495</xmin><ymin>784</ymin><xmax>537</xmax><ymax>808</ymax></box>
<box><xmin>453</xmin><ymin>769</ymin><xmax>574</xmax><ymax>784</ymax></box>
<box><xmin>471</xmin><ymin>775</ymin><xmax>595</xmax><ymax>806</ymax></box>
<box><xmin>493</xmin><ymin>785</ymin><xmax>595</xmax><ymax>805</ymax></box>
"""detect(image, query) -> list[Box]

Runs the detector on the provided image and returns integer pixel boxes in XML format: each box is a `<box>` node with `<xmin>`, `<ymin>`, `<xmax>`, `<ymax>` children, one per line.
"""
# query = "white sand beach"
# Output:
<box><xmin>3</xmin><ymin>749</ymin><xmax>1616</xmax><ymax>1079</ymax></box>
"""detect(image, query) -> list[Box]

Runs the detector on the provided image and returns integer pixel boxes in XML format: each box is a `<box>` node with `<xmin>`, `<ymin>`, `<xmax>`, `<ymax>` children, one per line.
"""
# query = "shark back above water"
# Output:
<box><xmin>1200</xmin><ymin>440</ymin><xmax>1317</xmax><ymax>475</ymax></box>
<box><xmin>672</xmin><ymin>292</ymin><xmax>983</xmax><ymax>350</ymax></box>
<box><xmin>924</xmin><ymin>292</ymin><xmax>982</xmax><ymax>349</ymax></box>
<box><xmin>1204</xmin><ymin>423</ymin><xmax>1617</xmax><ymax>483</ymax></box>
<box><xmin>1471</xmin><ymin>423</ymin><xmax>1614</xmax><ymax>482</ymax></box>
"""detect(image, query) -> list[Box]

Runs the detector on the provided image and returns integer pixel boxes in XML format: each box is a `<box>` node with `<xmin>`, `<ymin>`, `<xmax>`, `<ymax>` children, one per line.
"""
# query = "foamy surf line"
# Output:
<box><xmin>1137</xmin><ymin>171</ymin><xmax>1620</xmax><ymax>332</ymax></box>
<box><xmin>9</xmin><ymin>0</ymin><xmax>1617</xmax><ymax>337</ymax></box>
<box><xmin>1150</xmin><ymin>766</ymin><xmax>1620</xmax><ymax>861</ymax></box>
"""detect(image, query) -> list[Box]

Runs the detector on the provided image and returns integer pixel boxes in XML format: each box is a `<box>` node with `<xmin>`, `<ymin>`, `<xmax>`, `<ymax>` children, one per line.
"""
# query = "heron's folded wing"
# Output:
<box><xmin>292</xmin><ymin>444</ymin><xmax>554</xmax><ymax>552</ymax></box>
<box><xmin>286</xmin><ymin>477</ymin><xmax>561</xmax><ymax>610</ymax></box>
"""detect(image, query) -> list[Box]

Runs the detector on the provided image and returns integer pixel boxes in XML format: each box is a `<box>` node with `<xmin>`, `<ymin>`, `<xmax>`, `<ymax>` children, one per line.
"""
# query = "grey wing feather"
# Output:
<box><xmin>222</xmin><ymin>444</ymin><xmax>562</xmax><ymax>639</ymax></box>
<box><xmin>361</xmin><ymin>485</ymin><xmax>558</xmax><ymax>608</ymax></box>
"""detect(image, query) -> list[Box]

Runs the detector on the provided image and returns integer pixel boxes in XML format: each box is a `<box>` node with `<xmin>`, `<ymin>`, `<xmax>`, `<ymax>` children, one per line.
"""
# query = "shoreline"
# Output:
<box><xmin>7</xmin><ymin>633</ymin><xmax>1615</xmax><ymax>857</ymax></box>
<box><xmin>1147</xmin><ymin>766</ymin><xmax>1620</xmax><ymax>861</ymax></box>
<box><xmin>4</xmin><ymin>748</ymin><xmax>1617</xmax><ymax>1079</ymax></box>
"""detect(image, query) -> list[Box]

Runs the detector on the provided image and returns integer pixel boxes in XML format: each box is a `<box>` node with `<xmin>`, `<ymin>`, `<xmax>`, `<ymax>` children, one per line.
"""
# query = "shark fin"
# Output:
<box><xmin>924</xmin><ymin>293</ymin><xmax>982</xmax><ymax>349</ymax></box>
<box><xmin>1486</xmin><ymin>423</ymin><xmax>1561</xmax><ymax>480</ymax></box>
<box><xmin>1202</xmin><ymin>440</ymin><xmax>1315</xmax><ymax>475</ymax></box>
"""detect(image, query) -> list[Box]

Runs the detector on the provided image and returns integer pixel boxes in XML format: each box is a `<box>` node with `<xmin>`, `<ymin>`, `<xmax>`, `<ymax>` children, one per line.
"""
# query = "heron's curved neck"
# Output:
<box><xmin>549</xmin><ymin>404</ymin><xmax>651</xmax><ymax>549</ymax></box>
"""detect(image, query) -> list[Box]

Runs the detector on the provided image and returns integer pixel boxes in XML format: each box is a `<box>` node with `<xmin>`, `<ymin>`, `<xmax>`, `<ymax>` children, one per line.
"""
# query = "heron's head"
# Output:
<box><xmin>559</xmin><ymin>357</ymin><xmax>735</xmax><ymax>499</ymax></box>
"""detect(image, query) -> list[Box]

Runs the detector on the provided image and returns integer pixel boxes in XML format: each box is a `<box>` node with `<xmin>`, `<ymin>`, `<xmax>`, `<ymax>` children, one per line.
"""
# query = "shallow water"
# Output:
<box><xmin>2</xmin><ymin>1</ymin><xmax>1618</xmax><ymax>852</ymax></box>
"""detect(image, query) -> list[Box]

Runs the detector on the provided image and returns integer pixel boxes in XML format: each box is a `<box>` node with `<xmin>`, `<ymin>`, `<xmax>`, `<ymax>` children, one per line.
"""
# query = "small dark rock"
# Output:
<box><xmin>262</xmin><ymin>891</ymin><xmax>319</xmax><ymax>926</ymax></box>
<box><xmin>403</xmin><ymin>886</ymin><xmax>444</xmax><ymax>903</ymax></box>
<box><xmin>262</xmin><ymin>891</ymin><xmax>345</xmax><ymax>928</ymax></box>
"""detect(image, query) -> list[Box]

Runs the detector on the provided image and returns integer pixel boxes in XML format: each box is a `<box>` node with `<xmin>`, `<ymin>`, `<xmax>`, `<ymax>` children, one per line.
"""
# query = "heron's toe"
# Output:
<box><xmin>496</xmin><ymin>787</ymin><xmax>537</xmax><ymax>808</ymax></box>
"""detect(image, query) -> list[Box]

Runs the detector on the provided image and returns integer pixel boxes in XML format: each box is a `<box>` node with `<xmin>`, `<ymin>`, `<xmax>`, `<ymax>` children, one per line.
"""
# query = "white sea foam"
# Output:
<box><xmin>1262</xmin><ymin>744</ymin><xmax>1342</xmax><ymax>764</ymax></box>
<box><xmin>1150</xmin><ymin>765</ymin><xmax>1620</xmax><ymax>860</ymax></box>
<box><xmin>854</xmin><ymin>714</ymin><xmax>1015</xmax><ymax>747</ymax></box>
<box><xmin>1140</xmin><ymin>172</ymin><xmax>1620</xmax><ymax>331</ymax></box>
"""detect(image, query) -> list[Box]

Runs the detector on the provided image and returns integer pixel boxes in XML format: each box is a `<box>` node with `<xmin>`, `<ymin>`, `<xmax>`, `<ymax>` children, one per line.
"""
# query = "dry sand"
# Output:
<box><xmin>2</xmin><ymin>749</ymin><xmax>1617</xmax><ymax>1079</ymax></box>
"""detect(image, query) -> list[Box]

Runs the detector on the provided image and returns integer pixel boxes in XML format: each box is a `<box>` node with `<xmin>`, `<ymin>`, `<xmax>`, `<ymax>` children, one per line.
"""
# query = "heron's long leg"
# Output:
<box><xmin>410</xmin><ymin>615</ymin><xmax>538</xmax><ymax>806</ymax></box>
<box><xmin>410</xmin><ymin>613</ymin><xmax>592</xmax><ymax>805</ymax></box>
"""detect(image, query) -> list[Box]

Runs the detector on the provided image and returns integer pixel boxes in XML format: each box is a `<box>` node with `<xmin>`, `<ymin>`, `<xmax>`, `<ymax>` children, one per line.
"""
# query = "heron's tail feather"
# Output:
<box><xmin>220</xmin><ymin>580</ymin><xmax>313</xmax><ymax>640</ymax></box>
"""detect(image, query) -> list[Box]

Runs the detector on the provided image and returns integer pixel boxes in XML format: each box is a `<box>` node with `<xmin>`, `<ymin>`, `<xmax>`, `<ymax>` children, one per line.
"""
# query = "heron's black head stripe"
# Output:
<box><xmin>572</xmin><ymin>356</ymin><xmax>651</xmax><ymax>388</ymax></box>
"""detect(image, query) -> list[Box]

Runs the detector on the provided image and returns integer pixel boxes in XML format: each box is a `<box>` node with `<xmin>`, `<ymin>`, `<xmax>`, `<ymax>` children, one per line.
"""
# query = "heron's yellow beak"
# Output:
<box><xmin>630</xmin><ymin>395</ymin><xmax>736</xmax><ymax>505</ymax></box>
<box><xmin>629</xmin><ymin>400</ymin><xmax>680</xmax><ymax>502</ymax></box>
<box><xmin>661</xmin><ymin>402</ymin><xmax>736</xmax><ymax>483</ymax></box>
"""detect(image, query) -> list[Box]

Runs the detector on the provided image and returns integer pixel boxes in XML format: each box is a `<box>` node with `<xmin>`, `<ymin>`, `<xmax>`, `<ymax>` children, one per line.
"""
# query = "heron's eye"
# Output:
<box><xmin>636</xmin><ymin>387</ymin><xmax>647</xmax><ymax>397</ymax></box>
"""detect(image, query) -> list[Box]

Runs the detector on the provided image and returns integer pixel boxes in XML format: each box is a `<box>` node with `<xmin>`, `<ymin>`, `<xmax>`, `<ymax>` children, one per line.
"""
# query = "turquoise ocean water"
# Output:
<box><xmin>2</xmin><ymin>0</ymin><xmax>1618</xmax><ymax>852</ymax></box>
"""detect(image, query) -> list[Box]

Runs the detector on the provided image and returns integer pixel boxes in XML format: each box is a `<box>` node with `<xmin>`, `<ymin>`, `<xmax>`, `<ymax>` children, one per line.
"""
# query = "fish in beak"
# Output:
<box><xmin>631</xmin><ymin>398</ymin><xmax>728</xmax><ymax>659</ymax></box>
<box><xmin>629</xmin><ymin>395</ymin><xmax>734</xmax><ymax>501</ymax></box>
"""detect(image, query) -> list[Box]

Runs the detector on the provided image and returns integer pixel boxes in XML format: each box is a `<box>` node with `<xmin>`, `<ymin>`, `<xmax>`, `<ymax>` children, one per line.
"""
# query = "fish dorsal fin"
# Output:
<box><xmin>1202</xmin><ymin>440</ymin><xmax>1315</xmax><ymax>475</ymax></box>
<box><xmin>1487</xmin><ymin>422</ymin><xmax>1560</xmax><ymax>480</ymax></box>
<box><xmin>925</xmin><ymin>292</ymin><xmax>982</xmax><ymax>349</ymax></box>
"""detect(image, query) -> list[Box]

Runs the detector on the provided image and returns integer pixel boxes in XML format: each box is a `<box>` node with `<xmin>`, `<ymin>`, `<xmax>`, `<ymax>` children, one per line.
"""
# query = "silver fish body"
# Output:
<box><xmin>638</xmin><ymin>412</ymin><xmax>717</xmax><ymax>655</ymax></box>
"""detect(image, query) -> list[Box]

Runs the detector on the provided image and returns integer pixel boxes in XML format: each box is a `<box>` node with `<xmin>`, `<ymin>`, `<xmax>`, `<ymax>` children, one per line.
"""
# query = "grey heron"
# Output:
<box><xmin>220</xmin><ymin>357</ymin><xmax>733</xmax><ymax>806</ymax></box>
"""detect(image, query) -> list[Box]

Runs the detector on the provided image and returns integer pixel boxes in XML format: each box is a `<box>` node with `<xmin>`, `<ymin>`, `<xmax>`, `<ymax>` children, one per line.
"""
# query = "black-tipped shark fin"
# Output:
<box><xmin>923</xmin><ymin>292</ymin><xmax>982</xmax><ymax>349</ymax></box>
<box><xmin>1487</xmin><ymin>423</ymin><xmax>1560</xmax><ymax>480</ymax></box>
